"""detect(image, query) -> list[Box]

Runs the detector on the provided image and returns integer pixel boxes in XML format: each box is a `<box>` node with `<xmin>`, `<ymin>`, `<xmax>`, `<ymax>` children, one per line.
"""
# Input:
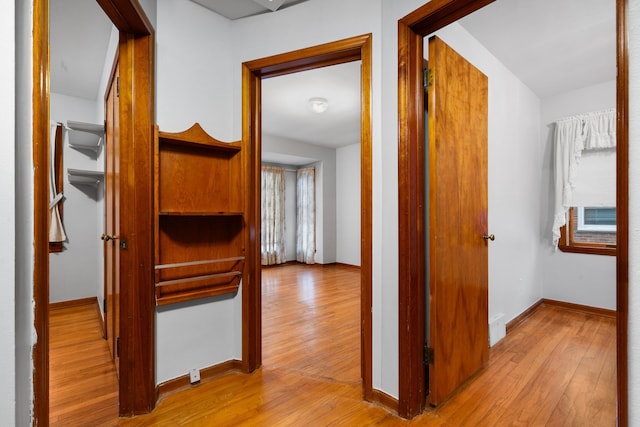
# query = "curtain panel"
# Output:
<box><xmin>261</xmin><ymin>165</ymin><xmax>286</xmax><ymax>265</ymax></box>
<box><xmin>552</xmin><ymin>108</ymin><xmax>616</xmax><ymax>246</ymax></box>
<box><xmin>296</xmin><ymin>167</ymin><xmax>315</xmax><ymax>264</ymax></box>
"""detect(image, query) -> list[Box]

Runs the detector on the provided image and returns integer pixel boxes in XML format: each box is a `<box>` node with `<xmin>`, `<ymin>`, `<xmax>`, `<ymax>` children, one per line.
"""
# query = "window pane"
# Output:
<box><xmin>583</xmin><ymin>207</ymin><xmax>616</xmax><ymax>226</ymax></box>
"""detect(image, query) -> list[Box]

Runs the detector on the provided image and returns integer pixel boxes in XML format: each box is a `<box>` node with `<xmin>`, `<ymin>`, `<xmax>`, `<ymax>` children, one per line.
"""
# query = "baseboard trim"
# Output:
<box><xmin>157</xmin><ymin>359</ymin><xmax>243</xmax><ymax>400</ymax></box>
<box><xmin>541</xmin><ymin>298</ymin><xmax>616</xmax><ymax>319</ymax></box>
<box><xmin>334</xmin><ymin>262</ymin><xmax>361</xmax><ymax>270</ymax></box>
<box><xmin>505</xmin><ymin>299</ymin><xmax>543</xmax><ymax>335</ymax></box>
<box><xmin>506</xmin><ymin>298</ymin><xmax>616</xmax><ymax>335</ymax></box>
<box><xmin>49</xmin><ymin>296</ymin><xmax>97</xmax><ymax>311</ymax></box>
<box><xmin>369</xmin><ymin>388</ymin><xmax>399</xmax><ymax>413</ymax></box>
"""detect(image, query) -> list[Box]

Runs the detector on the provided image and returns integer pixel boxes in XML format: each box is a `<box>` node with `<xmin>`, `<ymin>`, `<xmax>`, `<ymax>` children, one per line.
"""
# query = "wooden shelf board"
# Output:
<box><xmin>155</xmin><ymin>256</ymin><xmax>245</xmax><ymax>270</ymax></box>
<box><xmin>155</xmin><ymin>272</ymin><xmax>241</xmax><ymax>306</ymax></box>
<box><xmin>159</xmin><ymin>211</ymin><xmax>244</xmax><ymax>216</ymax></box>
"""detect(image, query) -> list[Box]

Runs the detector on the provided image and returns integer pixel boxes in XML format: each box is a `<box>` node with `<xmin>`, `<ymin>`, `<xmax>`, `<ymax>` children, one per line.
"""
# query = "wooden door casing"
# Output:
<box><xmin>427</xmin><ymin>36</ymin><xmax>488</xmax><ymax>406</ymax></box>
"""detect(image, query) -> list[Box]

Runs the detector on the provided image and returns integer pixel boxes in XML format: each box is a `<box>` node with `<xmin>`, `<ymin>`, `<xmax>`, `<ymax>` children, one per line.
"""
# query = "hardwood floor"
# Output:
<box><xmin>49</xmin><ymin>302</ymin><xmax>118</xmax><ymax>426</ymax></box>
<box><xmin>49</xmin><ymin>264</ymin><xmax>616</xmax><ymax>426</ymax></box>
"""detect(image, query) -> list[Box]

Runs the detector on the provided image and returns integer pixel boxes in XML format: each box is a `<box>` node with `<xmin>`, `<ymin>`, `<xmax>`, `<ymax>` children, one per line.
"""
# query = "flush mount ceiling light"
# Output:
<box><xmin>308</xmin><ymin>97</ymin><xmax>329</xmax><ymax>114</ymax></box>
<box><xmin>252</xmin><ymin>0</ymin><xmax>287</xmax><ymax>12</ymax></box>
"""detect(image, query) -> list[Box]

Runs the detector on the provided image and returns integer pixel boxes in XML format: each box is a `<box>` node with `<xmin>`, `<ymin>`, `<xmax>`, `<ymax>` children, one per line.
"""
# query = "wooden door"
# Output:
<box><xmin>104</xmin><ymin>62</ymin><xmax>120</xmax><ymax>375</ymax></box>
<box><xmin>427</xmin><ymin>36</ymin><xmax>488</xmax><ymax>406</ymax></box>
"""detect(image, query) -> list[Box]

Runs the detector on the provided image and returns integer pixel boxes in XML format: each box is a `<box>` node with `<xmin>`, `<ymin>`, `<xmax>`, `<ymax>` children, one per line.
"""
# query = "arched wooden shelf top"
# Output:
<box><xmin>157</xmin><ymin>123</ymin><xmax>241</xmax><ymax>152</ymax></box>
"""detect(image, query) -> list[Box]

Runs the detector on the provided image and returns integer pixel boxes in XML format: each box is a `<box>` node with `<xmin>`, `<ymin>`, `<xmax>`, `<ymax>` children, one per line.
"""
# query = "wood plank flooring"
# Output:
<box><xmin>49</xmin><ymin>302</ymin><xmax>118</xmax><ymax>426</ymax></box>
<box><xmin>49</xmin><ymin>263</ymin><xmax>616</xmax><ymax>426</ymax></box>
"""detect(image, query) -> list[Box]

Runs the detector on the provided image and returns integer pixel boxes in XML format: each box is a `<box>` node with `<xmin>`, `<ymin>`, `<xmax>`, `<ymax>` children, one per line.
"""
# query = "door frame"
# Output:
<box><xmin>242</xmin><ymin>34</ymin><xmax>374</xmax><ymax>400</ymax></box>
<box><xmin>32</xmin><ymin>0</ymin><xmax>156</xmax><ymax>423</ymax></box>
<box><xmin>397</xmin><ymin>0</ymin><xmax>629</xmax><ymax>421</ymax></box>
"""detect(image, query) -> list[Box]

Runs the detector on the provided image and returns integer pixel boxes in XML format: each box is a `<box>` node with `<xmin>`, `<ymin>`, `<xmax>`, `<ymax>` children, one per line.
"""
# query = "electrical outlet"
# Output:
<box><xmin>189</xmin><ymin>368</ymin><xmax>201</xmax><ymax>384</ymax></box>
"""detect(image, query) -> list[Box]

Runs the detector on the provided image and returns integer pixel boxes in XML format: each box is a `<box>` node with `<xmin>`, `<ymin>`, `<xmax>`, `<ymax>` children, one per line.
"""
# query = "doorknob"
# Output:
<box><xmin>483</xmin><ymin>234</ymin><xmax>495</xmax><ymax>241</ymax></box>
<box><xmin>101</xmin><ymin>233</ymin><xmax>117</xmax><ymax>241</ymax></box>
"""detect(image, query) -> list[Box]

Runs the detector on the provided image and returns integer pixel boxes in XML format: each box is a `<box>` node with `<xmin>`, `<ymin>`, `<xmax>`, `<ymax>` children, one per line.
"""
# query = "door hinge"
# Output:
<box><xmin>116</xmin><ymin>336</ymin><xmax>120</xmax><ymax>358</ymax></box>
<box><xmin>116</xmin><ymin>76</ymin><xmax>120</xmax><ymax>97</ymax></box>
<box><xmin>423</xmin><ymin>68</ymin><xmax>433</xmax><ymax>88</ymax></box>
<box><xmin>424</xmin><ymin>345</ymin><xmax>434</xmax><ymax>365</ymax></box>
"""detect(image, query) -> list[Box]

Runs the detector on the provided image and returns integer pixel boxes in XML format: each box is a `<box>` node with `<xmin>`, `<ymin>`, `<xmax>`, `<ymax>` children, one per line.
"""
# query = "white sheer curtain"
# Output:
<box><xmin>261</xmin><ymin>166</ymin><xmax>286</xmax><ymax>265</ymax></box>
<box><xmin>49</xmin><ymin>122</ymin><xmax>66</xmax><ymax>243</ymax></box>
<box><xmin>296</xmin><ymin>167</ymin><xmax>315</xmax><ymax>264</ymax></box>
<box><xmin>552</xmin><ymin>108</ymin><xmax>616</xmax><ymax>246</ymax></box>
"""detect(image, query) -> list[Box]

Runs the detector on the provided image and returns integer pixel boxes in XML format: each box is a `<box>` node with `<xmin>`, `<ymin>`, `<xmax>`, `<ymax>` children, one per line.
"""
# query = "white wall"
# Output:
<box><xmin>336</xmin><ymin>143</ymin><xmax>361</xmax><ymax>266</ymax></box>
<box><xmin>15</xmin><ymin>0</ymin><xmax>35</xmax><ymax>423</ymax></box>
<box><xmin>154</xmin><ymin>0</ymin><xmax>241</xmax><ymax>384</ymax></box>
<box><xmin>628</xmin><ymin>0</ymin><xmax>640</xmax><ymax>423</ymax></box>
<box><xmin>431</xmin><ymin>23</ymin><xmax>544</xmax><ymax>330</ymax></box>
<box><xmin>49</xmin><ymin>93</ymin><xmax>102</xmax><ymax>303</ymax></box>
<box><xmin>156</xmin><ymin>0</ymin><xmax>233</xmax><ymax>138</ymax></box>
<box><xmin>0</xmin><ymin>1</ymin><xmax>15</xmax><ymax>423</ymax></box>
<box><xmin>538</xmin><ymin>80</ymin><xmax>617</xmax><ymax>310</ymax></box>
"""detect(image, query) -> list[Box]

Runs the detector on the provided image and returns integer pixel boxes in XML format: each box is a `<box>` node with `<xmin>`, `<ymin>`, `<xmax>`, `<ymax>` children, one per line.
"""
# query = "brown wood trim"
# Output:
<box><xmin>369</xmin><ymin>388</ymin><xmax>400</xmax><ymax>413</ymax></box>
<box><xmin>242</xmin><ymin>33</ymin><xmax>374</xmax><ymax>402</ymax></box>
<box><xmin>558</xmin><ymin>210</ymin><xmax>616</xmax><ymax>256</ymax></box>
<box><xmin>156</xmin><ymin>359</ymin><xmax>243</xmax><ymax>399</ymax></box>
<box><xmin>96</xmin><ymin>0</ymin><xmax>153</xmax><ymax>35</ymax></box>
<box><xmin>401</xmin><ymin>0</ymin><xmax>496</xmax><ymax>35</ymax></box>
<box><xmin>359</xmin><ymin>34</ymin><xmax>374</xmax><ymax>402</ymax></box>
<box><xmin>244</xmin><ymin>34</ymin><xmax>371</xmax><ymax>79</ymax></box>
<box><xmin>397</xmin><ymin>19</ymin><xmax>426</xmax><ymax>419</ymax></box>
<box><xmin>505</xmin><ymin>299</ymin><xmax>544</xmax><ymax>335</ymax></box>
<box><xmin>616</xmin><ymin>0</ymin><xmax>629</xmax><ymax>424</ymax></box>
<box><xmin>33</xmin><ymin>0</ymin><xmax>50</xmax><ymax>424</ymax></box>
<box><xmin>116</xmin><ymin>30</ymin><xmax>155</xmax><ymax>416</ymax></box>
<box><xmin>49</xmin><ymin>297</ymin><xmax>98</xmax><ymax>311</ymax></box>
<box><xmin>541</xmin><ymin>299</ymin><xmax>617</xmax><ymax>319</ymax></box>
<box><xmin>242</xmin><ymin>62</ymin><xmax>262</xmax><ymax>374</ymax></box>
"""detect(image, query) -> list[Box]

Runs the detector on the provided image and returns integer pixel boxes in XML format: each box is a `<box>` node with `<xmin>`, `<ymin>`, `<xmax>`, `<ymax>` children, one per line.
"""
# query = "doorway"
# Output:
<box><xmin>397</xmin><ymin>0</ymin><xmax>629</xmax><ymax>421</ymax></box>
<box><xmin>33</xmin><ymin>0</ymin><xmax>156</xmax><ymax>423</ymax></box>
<box><xmin>242</xmin><ymin>33</ymin><xmax>374</xmax><ymax>400</ymax></box>
<box><xmin>259</xmin><ymin>61</ymin><xmax>363</xmax><ymax>384</ymax></box>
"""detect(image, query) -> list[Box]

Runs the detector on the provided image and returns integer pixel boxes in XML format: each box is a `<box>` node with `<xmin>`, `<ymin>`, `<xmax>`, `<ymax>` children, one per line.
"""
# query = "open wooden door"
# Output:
<box><xmin>427</xmin><ymin>35</ymin><xmax>489</xmax><ymax>406</ymax></box>
<box><xmin>104</xmin><ymin>62</ymin><xmax>120</xmax><ymax>375</ymax></box>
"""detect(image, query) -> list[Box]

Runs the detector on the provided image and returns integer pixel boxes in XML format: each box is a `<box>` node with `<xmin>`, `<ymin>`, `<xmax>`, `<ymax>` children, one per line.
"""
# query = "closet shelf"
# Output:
<box><xmin>67</xmin><ymin>120</ymin><xmax>104</xmax><ymax>152</ymax></box>
<box><xmin>67</xmin><ymin>168</ymin><xmax>104</xmax><ymax>186</ymax></box>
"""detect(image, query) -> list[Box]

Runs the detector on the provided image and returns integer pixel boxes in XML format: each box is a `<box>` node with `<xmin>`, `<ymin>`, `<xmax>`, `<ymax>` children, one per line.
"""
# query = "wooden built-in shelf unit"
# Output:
<box><xmin>154</xmin><ymin>123</ymin><xmax>244</xmax><ymax>306</ymax></box>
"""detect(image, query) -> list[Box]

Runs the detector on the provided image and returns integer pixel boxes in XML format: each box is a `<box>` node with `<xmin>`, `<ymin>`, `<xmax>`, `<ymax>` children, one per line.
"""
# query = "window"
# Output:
<box><xmin>577</xmin><ymin>207</ymin><xmax>616</xmax><ymax>232</ymax></box>
<box><xmin>559</xmin><ymin>207</ymin><xmax>616</xmax><ymax>256</ymax></box>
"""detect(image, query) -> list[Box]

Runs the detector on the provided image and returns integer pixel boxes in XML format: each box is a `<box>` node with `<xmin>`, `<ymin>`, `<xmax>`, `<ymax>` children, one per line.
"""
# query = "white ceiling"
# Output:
<box><xmin>49</xmin><ymin>0</ymin><xmax>616</xmax><ymax>151</ymax></box>
<box><xmin>50</xmin><ymin>0</ymin><xmax>113</xmax><ymax>100</ymax></box>
<box><xmin>262</xmin><ymin>61</ymin><xmax>362</xmax><ymax>150</ymax></box>
<box><xmin>458</xmin><ymin>0</ymin><xmax>616</xmax><ymax>99</ymax></box>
